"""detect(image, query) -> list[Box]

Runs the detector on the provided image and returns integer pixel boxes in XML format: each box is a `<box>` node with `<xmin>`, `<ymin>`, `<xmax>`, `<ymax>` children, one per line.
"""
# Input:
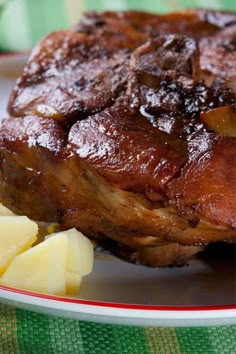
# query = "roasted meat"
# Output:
<box><xmin>0</xmin><ymin>9</ymin><xmax>236</xmax><ymax>266</ymax></box>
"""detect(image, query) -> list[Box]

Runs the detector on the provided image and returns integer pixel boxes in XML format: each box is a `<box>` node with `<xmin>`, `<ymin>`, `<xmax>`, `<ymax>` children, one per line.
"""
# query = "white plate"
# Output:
<box><xmin>0</xmin><ymin>54</ymin><xmax>235</xmax><ymax>327</ymax></box>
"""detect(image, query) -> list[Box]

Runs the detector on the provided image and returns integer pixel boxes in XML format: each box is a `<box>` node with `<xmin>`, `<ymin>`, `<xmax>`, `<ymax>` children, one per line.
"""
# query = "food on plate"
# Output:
<box><xmin>66</xmin><ymin>271</ymin><xmax>82</xmax><ymax>297</ymax></box>
<box><xmin>0</xmin><ymin>203</ymin><xmax>15</xmax><ymax>216</ymax></box>
<box><xmin>0</xmin><ymin>9</ymin><xmax>235</xmax><ymax>267</ymax></box>
<box><xmin>0</xmin><ymin>215</ymin><xmax>38</xmax><ymax>276</ymax></box>
<box><xmin>0</xmin><ymin>228</ymin><xmax>93</xmax><ymax>296</ymax></box>
<box><xmin>0</xmin><ymin>233</ymin><xmax>68</xmax><ymax>295</ymax></box>
<box><xmin>66</xmin><ymin>228</ymin><xmax>94</xmax><ymax>275</ymax></box>
<box><xmin>201</xmin><ymin>105</ymin><xmax>236</xmax><ymax>137</ymax></box>
<box><xmin>46</xmin><ymin>228</ymin><xmax>94</xmax><ymax>275</ymax></box>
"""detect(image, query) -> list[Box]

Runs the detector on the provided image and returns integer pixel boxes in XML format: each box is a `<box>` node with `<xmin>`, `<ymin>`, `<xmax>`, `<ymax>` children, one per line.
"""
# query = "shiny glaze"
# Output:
<box><xmin>1</xmin><ymin>9</ymin><xmax>236</xmax><ymax>266</ymax></box>
<box><xmin>167</xmin><ymin>133</ymin><xmax>236</xmax><ymax>228</ymax></box>
<box><xmin>69</xmin><ymin>99</ymin><xmax>186</xmax><ymax>197</ymax></box>
<box><xmin>200</xmin><ymin>24</ymin><xmax>236</xmax><ymax>87</ymax></box>
<box><xmin>8</xmin><ymin>30</ymin><xmax>133</xmax><ymax>122</ymax></box>
<box><xmin>8</xmin><ymin>9</ymin><xmax>236</xmax><ymax>124</ymax></box>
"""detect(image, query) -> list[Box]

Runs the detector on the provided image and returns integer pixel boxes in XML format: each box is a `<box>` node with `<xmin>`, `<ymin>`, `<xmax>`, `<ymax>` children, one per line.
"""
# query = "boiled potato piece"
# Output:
<box><xmin>45</xmin><ymin>228</ymin><xmax>94</xmax><ymax>276</ymax></box>
<box><xmin>0</xmin><ymin>203</ymin><xmax>15</xmax><ymax>216</ymax></box>
<box><xmin>66</xmin><ymin>271</ymin><xmax>82</xmax><ymax>296</ymax></box>
<box><xmin>66</xmin><ymin>228</ymin><xmax>94</xmax><ymax>276</ymax></box>
<box><xmin>0</xmin><ymin>216</ymin><xmax>38</xmax><ymax>276</ymax></box>
<box><xmin>0</xmin><ymin>234</ymin><xmax>68</xmax><ymax>295</ymax></box>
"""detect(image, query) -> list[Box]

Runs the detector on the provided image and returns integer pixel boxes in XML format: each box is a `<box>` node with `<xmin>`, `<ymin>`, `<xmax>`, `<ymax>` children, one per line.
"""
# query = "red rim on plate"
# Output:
<box><xmin>1</xmin><ymin>284</ymin><xmax>235</xmax><ymax>311</ymax></box>
<box><xmin>0</xmin><ymin>51</ymin><xmax>29</xmax><ymax>57</ymax></box>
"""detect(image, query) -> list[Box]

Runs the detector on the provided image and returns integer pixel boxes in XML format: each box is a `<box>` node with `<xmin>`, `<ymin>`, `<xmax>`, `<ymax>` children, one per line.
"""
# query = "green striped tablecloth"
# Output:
<box><xmin>0</xmin><ymin>304</ymin><xmax>236</xmax><ymax>353</ymax></box>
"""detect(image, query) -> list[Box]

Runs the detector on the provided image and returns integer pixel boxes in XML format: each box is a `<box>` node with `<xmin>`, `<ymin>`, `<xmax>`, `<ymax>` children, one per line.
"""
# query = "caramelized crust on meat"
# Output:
<box><xmin>200</xmin><ymin>25</ymin><xmax>236</xmax><ymax>88</ymax></box>
<box><xmin>1</xmin><ymin>9</ymin><xmax>236</xmax><ymax>266</ymax></box>
<box><xmin>8</xmin><ymin>9</ymin><xmax>236</xmax><ymax>123</ymax></box>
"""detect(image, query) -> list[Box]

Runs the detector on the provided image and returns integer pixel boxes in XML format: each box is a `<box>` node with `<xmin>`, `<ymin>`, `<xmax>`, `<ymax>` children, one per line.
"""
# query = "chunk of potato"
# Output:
<box><xmin>65</xmin><ymin>228</ymin><xmax>94</xmax><ymax>276</ymax></box>
<box><xmin>66</xmin><ymin>271</ymin><xmax>82</xmax><ymax>296</ymax></box>
<box><xmin>46</xmin><ymin>228</ymin><xmax>94</xmax><ymax>276</ymax></box>
<box><xmin>0</xmin><ymin>234</ymin><xmax>68</xmax><ymax>295</ymax></box>
<box><xmin>0</xmin><ymin>216</ymin><xmax>38</xmax><ymax>276</ymax></box>
<box><xmin>0</xmin><ymin>203</ymin><xmax>15</xmax><ymax>216</ymax></box>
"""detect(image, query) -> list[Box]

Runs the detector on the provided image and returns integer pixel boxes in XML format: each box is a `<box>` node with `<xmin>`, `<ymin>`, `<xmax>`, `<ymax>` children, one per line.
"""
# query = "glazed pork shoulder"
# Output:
<box><xmin>0</xmin><ymin>9</ymin><xmax>236</xmax><ymax>266</ymax></box>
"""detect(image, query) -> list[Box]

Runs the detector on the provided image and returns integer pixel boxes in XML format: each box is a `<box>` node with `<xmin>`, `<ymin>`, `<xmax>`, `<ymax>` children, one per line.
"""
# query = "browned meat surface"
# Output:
<box><xmin>8</xmin><ymin>9</ymin><xmax>236</xmax><ymax>123</ymax></box>
<box><xmin>7</xmin><ymin>31</ymin><xmax>136</xmax><ymax>123</ymax></box>
<box><xmin>1</xmin><ymin>9</ymin><xmax>236</xmax><ymax>266</ymax></box>
<box><xmin>200</xmin><ymin>25</ymin><xmax>236</xmax><ymax>88</ymax></box>
<box><xmin>75</xmin><ymin>9</ymin><xmax>236</xmax><ymax>38</ymax></box>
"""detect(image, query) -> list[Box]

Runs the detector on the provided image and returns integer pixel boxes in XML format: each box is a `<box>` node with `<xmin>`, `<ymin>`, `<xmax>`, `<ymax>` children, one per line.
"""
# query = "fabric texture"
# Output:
<box><xmin>0</xmin><ymin>304</ymin><xmax>235</xmax><ymax>354</ymax></box>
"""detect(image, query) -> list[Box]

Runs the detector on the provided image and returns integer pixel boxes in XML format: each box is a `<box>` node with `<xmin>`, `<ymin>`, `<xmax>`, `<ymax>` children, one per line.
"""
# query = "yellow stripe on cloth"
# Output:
<box><xmin>63</xmin><ymin>0</ymin><xmax>85</xmax><ymax>25</ymax></box>
<box><xmin>145</xmin><ymin>327</ymin><xmax>182</xmax><ymax>353</ymax></box>
<box><xmin>0</xmin><ymin>304</ymin><xmax>20</xmax><ymax>354</ymax></box>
